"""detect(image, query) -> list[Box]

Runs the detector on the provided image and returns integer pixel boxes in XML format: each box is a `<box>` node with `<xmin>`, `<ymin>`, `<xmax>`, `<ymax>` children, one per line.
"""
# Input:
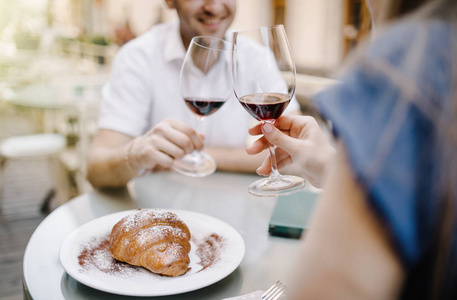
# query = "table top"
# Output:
<box><xmin>6</xmin><ymin>83</ymin><xmax>101</xmax><ymax>110</ymax></box>
<box><xmin>23</xmin><ymin>171</ymin><xmax>305</xmax><ymax>300</ymax></box>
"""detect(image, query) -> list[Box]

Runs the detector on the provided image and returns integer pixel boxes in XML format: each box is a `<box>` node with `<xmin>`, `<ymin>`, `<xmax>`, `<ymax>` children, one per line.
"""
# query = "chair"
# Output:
<box><xmin>0</xmin><ymin>133</ymin><xmax>67</xmax><ymax>213</ymax></box>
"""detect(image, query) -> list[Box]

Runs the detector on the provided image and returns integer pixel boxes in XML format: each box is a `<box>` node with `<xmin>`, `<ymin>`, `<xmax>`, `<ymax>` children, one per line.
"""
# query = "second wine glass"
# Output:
<box><xmin>231</xmin><ymin>25</ymin><xmax>305</xmax><ymax>196</ymax></box>
<box><xmin>172</xmin><ymin>36</ymin><xmax>232</xmax><ymax>177</ymax></box>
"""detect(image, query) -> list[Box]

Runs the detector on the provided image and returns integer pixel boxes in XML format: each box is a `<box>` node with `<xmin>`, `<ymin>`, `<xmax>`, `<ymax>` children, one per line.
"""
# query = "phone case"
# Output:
<box><xmin>268</xmin><ymin>190</ymin><xmax>319</xmax><ymax>239</ymax></box>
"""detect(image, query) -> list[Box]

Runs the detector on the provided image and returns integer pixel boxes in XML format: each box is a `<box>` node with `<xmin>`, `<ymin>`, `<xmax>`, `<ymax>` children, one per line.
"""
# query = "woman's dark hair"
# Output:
<box><xmin>406</xmin><ymin>0</ymin><xmax>457</xmax><ymax>298</ymax></box>
<box><xmin>397</xmin><ymin>0</ymin><xmax>431</xmax><ymax>16</ymax></box>
<box><xmin>380</xmin><ymin>0</ymin><xmax>432</xmax><ymax>21</ymax></box>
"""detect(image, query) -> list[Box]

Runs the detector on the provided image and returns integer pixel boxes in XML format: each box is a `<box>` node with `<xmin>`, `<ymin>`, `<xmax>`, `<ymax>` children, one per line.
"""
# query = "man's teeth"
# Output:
<box><xmin>202</xmin><ymin>19</ymin><xmax>219</xmax><ymax>24</ymax></box>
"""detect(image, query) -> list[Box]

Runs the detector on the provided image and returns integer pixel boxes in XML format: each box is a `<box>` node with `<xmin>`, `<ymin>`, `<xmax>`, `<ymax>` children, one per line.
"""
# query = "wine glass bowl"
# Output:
<box><xmin>238</xmin><ymin>93</ymin><xmax>291</xmax><ymax>122</ymax></box>
<box><xmin>184</xmin><ymin>97</ymin><xmax>226</xmax><ymax>117</ymax></box>
<box><xmin>172</xmin><ymin>36</ymin><xmax>232</xmax><ymax>177</ymax></box>
<box><xmin>231</xmin><ymin>25</ymin><xmax>305</xmax><ymax>196</ymax></box>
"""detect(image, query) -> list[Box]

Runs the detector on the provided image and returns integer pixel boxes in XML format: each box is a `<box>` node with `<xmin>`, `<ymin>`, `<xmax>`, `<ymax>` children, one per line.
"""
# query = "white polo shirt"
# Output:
<box><xmin>99</xmin><ymin>20</ymin><xmax>300</xmax><ymax>148</ymax></box>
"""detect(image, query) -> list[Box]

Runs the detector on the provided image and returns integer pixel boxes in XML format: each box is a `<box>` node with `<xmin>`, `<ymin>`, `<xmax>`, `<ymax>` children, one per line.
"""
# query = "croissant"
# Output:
<box><xmin>109</xmin><ymin>209</ymin><xmax>191</xmax><ymax>277</ymax></box>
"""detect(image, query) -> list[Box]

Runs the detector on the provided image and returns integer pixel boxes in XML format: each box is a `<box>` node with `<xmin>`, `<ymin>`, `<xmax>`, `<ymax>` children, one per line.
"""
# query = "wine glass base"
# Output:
<box><xmin>172</xmin><ymin>152</ymin><xmax>216</xmax><ymax>178</ymax></box>
<box><xmin>248</xmin><ymin>175</ymin><xmax>305</xmax><ymax>197</ymax></box>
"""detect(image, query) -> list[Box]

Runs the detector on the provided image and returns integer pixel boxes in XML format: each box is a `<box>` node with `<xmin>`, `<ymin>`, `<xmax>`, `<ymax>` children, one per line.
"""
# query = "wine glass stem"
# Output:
<box><xmin>196</xmin><ymin>116</ymin><xmax>204</xmax><ymax>133</ymax></box>
<box><xmin>268</xmin><ymin>143</ymin><xmax>282</xmax><ymax>181</ymax></box>
<box><xmin>194</xmin><ymin>116</ymin><xmax>205</xmax><ymax>157</ymax></box>
<box><xmin>263</xmin><ymin>120</ymin><xmax>282</xmax><ymax>181</ymax></box>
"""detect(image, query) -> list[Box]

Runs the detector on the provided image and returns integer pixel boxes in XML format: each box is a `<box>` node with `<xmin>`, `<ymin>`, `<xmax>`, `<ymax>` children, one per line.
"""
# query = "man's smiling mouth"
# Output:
<box><xmin>199</xmin><ymin>17</ymin><xmax>224</xmax><ymax>25</ymax></box>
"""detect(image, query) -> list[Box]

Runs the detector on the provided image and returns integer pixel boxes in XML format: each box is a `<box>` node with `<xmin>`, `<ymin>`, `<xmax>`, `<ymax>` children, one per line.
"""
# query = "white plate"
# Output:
<box><xmin>59</xmin><ymin>209</ymin><xmax>245</xmax><ymax>297</ymax></box>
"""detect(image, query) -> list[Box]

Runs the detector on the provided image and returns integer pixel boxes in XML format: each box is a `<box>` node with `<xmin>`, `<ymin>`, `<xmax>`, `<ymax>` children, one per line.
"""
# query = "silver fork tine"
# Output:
<box><xmin>262</xmin><ymin>281</ymin><xmax>287</xmax><ymax>300</ymax></box>
<box><xmin>269</xmin><ymin>283</ymin><xmax>286</xmax><ymax>300</ymax></box>
<box><xmin>262</xmin><ymin>281</ymin><xmax>280</xmax><ymax>299</ymax></box>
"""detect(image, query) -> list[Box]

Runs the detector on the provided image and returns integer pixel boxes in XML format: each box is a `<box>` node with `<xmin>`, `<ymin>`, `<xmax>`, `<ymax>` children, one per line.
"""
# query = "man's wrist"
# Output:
<box><xmin>124</xmin><ymin>142</ymin><xmax>136</xmax><ymax>176</ymax></box>
<box><xmin>124</xmin><ymin>141</ymin><xmax>149</xmax><ymax>177</ymax></box>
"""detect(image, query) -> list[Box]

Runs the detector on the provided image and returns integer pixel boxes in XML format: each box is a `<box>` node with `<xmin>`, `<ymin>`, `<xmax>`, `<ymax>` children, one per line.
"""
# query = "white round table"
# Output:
<box><xmin>23</xmin><ymin>171</ymin><xmax>303</xmax><ymax>299</ymax></box>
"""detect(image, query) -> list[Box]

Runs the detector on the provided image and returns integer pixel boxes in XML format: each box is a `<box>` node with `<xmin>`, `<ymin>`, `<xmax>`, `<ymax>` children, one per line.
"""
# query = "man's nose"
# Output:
<box><xmin>202</xmin><ymin>0</ymin><xmax>225</xmax><ymax>14</ymax></box>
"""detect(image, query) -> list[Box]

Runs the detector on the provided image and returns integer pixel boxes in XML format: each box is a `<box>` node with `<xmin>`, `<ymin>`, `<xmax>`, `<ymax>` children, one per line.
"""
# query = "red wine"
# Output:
<box><xmin>184</xmin><ymin>97</ymin><xmax>226</xmax><ymax>116</ymax></box>
<box><xmin>238</xmin><ymin>93</ymin><xmax>291</xmax><ymax>121</ymax></box>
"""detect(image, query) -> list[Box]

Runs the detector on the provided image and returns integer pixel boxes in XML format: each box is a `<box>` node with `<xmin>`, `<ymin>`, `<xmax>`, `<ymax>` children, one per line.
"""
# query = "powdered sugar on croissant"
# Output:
<box><xmin>109</xmin><ymin>209</ymin><xmax>191</xmax><ymax>276</ymax></box>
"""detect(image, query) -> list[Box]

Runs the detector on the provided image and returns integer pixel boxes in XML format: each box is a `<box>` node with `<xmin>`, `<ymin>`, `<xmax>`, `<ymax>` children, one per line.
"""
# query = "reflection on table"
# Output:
<box><xmin>23</xmin><ymin>171</ymin><xmax>309</xmax><ymax>300</ymax></box>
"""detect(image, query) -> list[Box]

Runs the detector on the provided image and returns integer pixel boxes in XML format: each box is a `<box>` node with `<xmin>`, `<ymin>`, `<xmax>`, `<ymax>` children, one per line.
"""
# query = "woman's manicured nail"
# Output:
<box><xmin>263</xmin><ymin>123</ymin><xmax>273</xmax><ymax>134</ymax></box>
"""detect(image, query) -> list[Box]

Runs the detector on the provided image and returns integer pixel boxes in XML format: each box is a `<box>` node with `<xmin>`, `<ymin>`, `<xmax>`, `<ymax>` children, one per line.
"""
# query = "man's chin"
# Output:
<box><xmin>205</xmin><ymin>31</ymin><xmax>227</xmax><ymax>40</ymax></box>
<box><xmin>198</xmin><ymin>25</ymin><xmax>229</xmax><ymax>39</ymax></box>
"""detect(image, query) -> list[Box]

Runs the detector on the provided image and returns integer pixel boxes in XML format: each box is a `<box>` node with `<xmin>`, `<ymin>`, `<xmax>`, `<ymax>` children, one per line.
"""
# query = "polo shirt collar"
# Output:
<box><xmin>164</xmin><ymin>19</ymin><xmax>186</xmax><ymax>62</ymax></box>
<box><xmin>164</xmin><ymin>19</ymin><xmax>233</xmax><ymax>62</ymax></box>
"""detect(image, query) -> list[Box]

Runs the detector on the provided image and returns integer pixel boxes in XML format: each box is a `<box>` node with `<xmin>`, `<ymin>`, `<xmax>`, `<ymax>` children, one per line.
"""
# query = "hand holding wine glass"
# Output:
<box><xmin>173</xmin><ymin>36</ymin><xmax>232</xmax><ymax>177</ymax></box>
<box><xmin>247</xmin><ymin>115</ymin><xmax>336</xmax><ymax>189</ymax></box>
<box><xmin>231</xmin><ymin>25</ymin><xmax>305</xmax><ymax>196</ymax></box>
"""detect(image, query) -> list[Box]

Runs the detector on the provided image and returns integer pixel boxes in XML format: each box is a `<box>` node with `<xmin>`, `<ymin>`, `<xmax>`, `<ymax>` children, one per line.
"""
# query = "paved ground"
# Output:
<box><xmin>0</xmin><ymin>106</ymin><xmax>58</xmax><ymax>299</ymax></box>
<box><xmin>0</xmin><ymin>158</ymin><xmax>53</xmax><ymax>300</ymax></box>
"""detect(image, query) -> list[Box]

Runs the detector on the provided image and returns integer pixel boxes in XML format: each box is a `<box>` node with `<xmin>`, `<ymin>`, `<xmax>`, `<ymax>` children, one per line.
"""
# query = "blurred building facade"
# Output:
<box><xmin>0</xmin><ymin>0</ymin><xmax>370</xmax><ymax>201</ymax></box>
<box><xmin>0</xmin><ymin>0</ymin><xmax>370</xmax><ymax>76</ymax></box>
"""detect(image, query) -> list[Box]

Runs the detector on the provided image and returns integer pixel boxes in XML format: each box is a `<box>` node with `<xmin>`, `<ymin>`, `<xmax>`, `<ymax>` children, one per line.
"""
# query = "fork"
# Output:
<box><xmin>261</xmin><ymin>281</ymin><xmax>287</xmax><ymax>300</ymax></box>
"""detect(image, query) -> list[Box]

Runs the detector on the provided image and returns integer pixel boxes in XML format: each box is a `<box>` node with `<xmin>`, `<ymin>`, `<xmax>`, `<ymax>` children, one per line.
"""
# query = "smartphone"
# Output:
<box><xmin>268</xmin><ymin>190</ymin><xmax>319</xmax><ymax>239</ymax></box>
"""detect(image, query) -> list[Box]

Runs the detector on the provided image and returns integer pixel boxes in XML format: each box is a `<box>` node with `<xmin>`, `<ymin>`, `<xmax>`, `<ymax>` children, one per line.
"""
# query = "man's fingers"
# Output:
<box><xmin>152</xmin><ymin>137</ymin><xmax>186</xmax><ymax>159</ymax></box>
<box><xmin>153</xmin><ymin>119</ymin><xmax>203</xmax><ymax>151</ymax></box>
<box><xmin>142</xmin><ymin>146</ymin><xmax>174</xmax><ymax>168</ymax></box>
<box><xmin>168</xmin><ymin>121</ymin><xmax>203</xmax><ymax>150</ymax></box>
<box><xmin>156</xmin><ymin>126</ymin><xmax>201</xmax><ymax>154</ymax></box>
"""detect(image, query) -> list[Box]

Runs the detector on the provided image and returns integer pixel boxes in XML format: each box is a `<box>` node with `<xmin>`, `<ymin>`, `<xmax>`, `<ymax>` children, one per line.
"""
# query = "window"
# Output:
<box><xmin>342</xmin><ymin>0</ymin><xmax>371</xmax><ymax>57</ymax></box>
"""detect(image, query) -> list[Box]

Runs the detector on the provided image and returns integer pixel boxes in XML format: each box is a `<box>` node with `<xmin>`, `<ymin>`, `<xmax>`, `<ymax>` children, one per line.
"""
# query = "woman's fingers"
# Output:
<box><xmin>256</xmin><ymin>156</ymin><xmax>272</xmax><ymax>176</ymax></box>
<box><xmin>248</xmin><ymin>123</ymin><xmax>263</xmax><ymax>136</ymax></box>
<box><xmin>246</xmin><ymin>136</ymin><xmax>269</xmax><ymax>154</ymax></box>
<box><xmin>261</xmin><ymin>123</ymin><xmax>300</xmax><ymax>157</ymax></box>
<box><xmin>275</xmin><ymin>147</ymin><xmax>292</xmax><ymax>165</ymax></box>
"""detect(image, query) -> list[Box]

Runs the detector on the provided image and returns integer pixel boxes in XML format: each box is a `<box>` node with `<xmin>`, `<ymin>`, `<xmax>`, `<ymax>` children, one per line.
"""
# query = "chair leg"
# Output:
<box><xmin>45</xmin><ymin>154</ymin><xmax>70</xmax><ymax>211</ymax></box>
<box><xmin>40</xmin><ymin>188</ymin><xmax>55</xmax><ymax>214</ymax></box>
<box><xmin>0</xmin><ymin>157</ymin><xmax>7</xmax><ymax>214</ymax></box>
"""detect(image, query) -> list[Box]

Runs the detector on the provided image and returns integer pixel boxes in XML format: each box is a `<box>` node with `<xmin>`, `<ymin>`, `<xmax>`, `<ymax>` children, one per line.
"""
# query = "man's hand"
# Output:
<box><xmin>128</xmin><ymin>118</ymin><xmax>203</xmax><ymax>171</ymax></box>
<box><xmin>86</xmin><ymin>118</ymin><xmax>203</xmax><ymax>188</ymax></box>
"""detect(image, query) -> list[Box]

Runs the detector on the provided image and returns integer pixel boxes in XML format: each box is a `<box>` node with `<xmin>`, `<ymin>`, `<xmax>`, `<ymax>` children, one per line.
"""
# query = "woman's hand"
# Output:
<box><xmin>246</xmin><ymin>115</ymin><xmax>335</xmax><ymax>188</ymax></box>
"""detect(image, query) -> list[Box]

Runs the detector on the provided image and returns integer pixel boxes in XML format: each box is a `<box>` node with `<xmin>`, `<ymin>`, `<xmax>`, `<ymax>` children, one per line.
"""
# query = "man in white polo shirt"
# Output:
<box><xmin>87</xmin><ymin>0</ymin><xmax>300</xmax><ymax>188</ymax></box>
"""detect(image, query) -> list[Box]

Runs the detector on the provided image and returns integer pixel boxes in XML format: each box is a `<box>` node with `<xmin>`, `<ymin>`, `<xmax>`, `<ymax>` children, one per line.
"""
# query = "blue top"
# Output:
<box><xmin>314</xmin><ymin>20</ymin><xmax>457</xmax><ymax>298</ymax></box>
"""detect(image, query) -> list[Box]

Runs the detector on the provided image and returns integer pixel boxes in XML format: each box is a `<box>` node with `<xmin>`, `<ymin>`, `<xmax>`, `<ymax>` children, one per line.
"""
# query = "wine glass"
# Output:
<box><xmin>231</xmin><ymin>25</ymin><xmax>305</xmax><ymax>197</ymax></box>
<box><xmin>172</xmin><ymin>36</ymin><xmax>232</xmax><ymax>177</ymax></box>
